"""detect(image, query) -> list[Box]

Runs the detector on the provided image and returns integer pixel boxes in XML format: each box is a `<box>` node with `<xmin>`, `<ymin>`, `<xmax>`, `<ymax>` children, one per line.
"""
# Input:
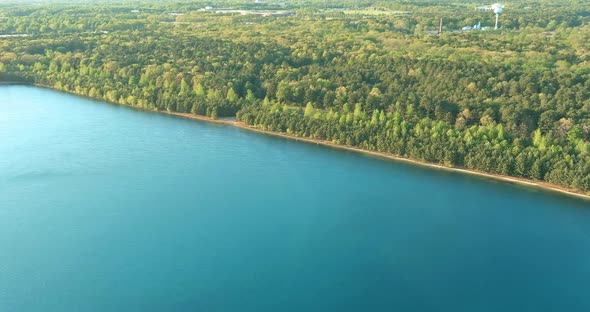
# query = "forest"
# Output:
<box><xmin>1</xmin><ymin>0</ymin><xmax>589</xmax><ymax>193</ymax></box>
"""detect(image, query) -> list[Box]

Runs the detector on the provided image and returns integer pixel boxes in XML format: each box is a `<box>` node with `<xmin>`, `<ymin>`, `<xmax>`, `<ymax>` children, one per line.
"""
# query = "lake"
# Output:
<box><xmin>1</xmin><ymin>85</ymin><xmax>590</xmax><ymax>311</ymax></box>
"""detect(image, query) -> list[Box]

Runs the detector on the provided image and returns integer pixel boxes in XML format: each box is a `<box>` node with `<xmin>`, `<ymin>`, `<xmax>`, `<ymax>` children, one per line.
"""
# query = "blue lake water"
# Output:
<box><xmin>1</xmin><ymin>85</ymin><xmax>590</xmax><ymax>311</ymax></box>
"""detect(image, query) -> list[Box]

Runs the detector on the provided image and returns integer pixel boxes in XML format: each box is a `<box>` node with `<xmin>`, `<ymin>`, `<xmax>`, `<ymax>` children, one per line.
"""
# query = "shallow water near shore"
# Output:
<box><xmin>1</xmin><ymin>85</ymin><xmax>590</xmax><ymax>312</ymax></box>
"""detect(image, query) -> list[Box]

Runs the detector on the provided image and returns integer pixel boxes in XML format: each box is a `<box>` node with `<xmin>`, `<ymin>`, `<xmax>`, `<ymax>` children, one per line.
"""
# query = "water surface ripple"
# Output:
<box><xmin>1</xmin><ymin>86</ymin><xmax>589</xmax><ymax>311</ymax></box>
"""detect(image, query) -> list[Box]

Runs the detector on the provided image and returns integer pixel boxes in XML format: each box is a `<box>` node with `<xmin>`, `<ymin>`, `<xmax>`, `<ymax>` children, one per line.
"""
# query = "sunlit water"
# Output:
<box><xmin>1</xmin><ymin>85</ymin><xmax>590</xmax><ymax>311</ymax></box>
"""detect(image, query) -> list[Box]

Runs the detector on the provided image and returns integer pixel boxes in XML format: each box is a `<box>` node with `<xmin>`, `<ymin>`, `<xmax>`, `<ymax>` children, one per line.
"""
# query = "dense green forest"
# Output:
<box><xmin>1</xmin><ymin>0</ymin><xmax>589</xmax><ymax>193</ymax></box>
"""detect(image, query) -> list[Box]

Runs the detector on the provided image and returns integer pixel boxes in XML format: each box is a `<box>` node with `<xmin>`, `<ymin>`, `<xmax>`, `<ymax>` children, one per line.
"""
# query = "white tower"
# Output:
<box><xmin>492</xmin><ymin>3</ymin><xmax>504</xmax><ymax>30</ymax></box>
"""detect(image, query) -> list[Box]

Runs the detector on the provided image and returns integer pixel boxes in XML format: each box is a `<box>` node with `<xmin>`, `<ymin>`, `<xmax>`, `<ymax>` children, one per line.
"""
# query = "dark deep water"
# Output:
<box><xmin>1</xmin><ymin>85</ymin><xmax>590</xmax><ymax>312</ymax></box>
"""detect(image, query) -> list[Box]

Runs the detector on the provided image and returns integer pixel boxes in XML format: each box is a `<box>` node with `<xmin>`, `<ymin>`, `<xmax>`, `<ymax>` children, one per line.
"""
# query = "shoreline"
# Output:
<box><xmin>0</xmin><ymin>81</ymin><xmax>33</xmax><ymax>85</ymax></box>
<box><xmin>3</xmin><ymin>83</ymin><xmax>589</xmax><ymax>202</ymax></box>
<box><xmin>163</xmin><ymin>111</ymin><xmax>590</xmax><ymax>202</ymax></box>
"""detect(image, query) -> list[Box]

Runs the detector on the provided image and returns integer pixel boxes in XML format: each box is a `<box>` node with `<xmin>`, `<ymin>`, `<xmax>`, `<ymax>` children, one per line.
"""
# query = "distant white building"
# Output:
<box><xmin>476</xmin><ymin>6</ymin><xmax>493</xmax><ymax>11</ymax></box>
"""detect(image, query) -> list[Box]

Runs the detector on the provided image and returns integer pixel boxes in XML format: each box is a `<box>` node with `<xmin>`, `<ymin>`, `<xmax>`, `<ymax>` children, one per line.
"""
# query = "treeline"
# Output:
<box><xmin>0</xmin><ymin>0</ymin><xmax>589</xmax><ymax>192</ymax></box>
<box><xmin>238</xmin><ymin>102</ymin><xmax>590</xmax><ymax>191</ymax></box>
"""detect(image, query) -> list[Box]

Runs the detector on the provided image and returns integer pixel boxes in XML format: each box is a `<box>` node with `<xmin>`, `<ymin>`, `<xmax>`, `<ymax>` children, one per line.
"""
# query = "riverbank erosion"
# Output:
<box><xmin>163</xmin><ymin>110</ymin><xmax>590</xmax><ymax>202</ymax></box>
